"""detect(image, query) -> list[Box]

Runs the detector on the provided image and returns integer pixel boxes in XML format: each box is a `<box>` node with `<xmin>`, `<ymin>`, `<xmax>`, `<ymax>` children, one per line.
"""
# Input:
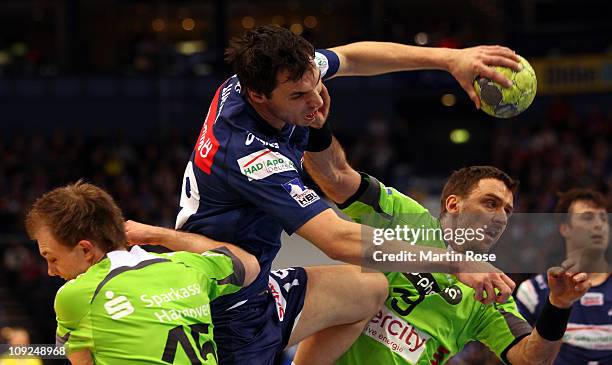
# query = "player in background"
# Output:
<box><xmin>301</xmin><ymin>134</ymin><xmax>592</xmax><ymax>364</ymax></box>
<box><xmin>0</xmin><ymin>327</ymin><xmax>43</xmax><ymax>365</ymax></box>
<box><xmin>24</xmin><ymin>182</ymin><xmax>259</xmax><ymax>365</ymax></box>
<box><xmin>174</xmin><ymin>24</ymin><xmax>522</xmax><ymax>364</ymax></box>
<box><xmin>516</xmin><ymin>188</ymin><xmax>611</xmax><ymax>365</ymax></box>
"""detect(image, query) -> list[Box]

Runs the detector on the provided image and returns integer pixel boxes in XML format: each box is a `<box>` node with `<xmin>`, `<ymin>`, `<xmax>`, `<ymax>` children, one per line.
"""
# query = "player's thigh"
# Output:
<box><xmin>286</xmin><ymin>265</ymin><xmax>388</xmax><ymax>347</ymax></box>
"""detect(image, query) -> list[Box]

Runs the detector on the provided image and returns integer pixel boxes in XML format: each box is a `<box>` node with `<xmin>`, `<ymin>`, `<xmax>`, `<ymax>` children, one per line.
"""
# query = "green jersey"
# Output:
<box><xmin>336</xmin><ymin>175</ymin><xmax>532</xmax><ymax>365</ymax></box>
<box><xmin>55</xmin><ymin>246</ymin><xmax>244</xmax><ymax>365</ymax></box>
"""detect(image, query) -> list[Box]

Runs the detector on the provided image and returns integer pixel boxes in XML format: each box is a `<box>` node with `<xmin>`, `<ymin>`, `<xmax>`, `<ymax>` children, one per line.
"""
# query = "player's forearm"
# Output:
<box><xmin>331</xmin><ymin>42</ymin><xmax>455</xmax><ymax>77</ymax></box>
<box><xmin>304</xmin><ymin>138</ymin><xmax>361</xmax><ymax>204</ymax></box>
<box><xmin>137</xmin><ymin>225</ymin><xmax>226</xmax><ymax>253</ymax></box>
<box><xmin>136</xmin><ymin>225</ymin><xmax>260</xmax><ymax>286</ymax></box>
<box><xmin>507</xmin><ymin>332</ymin><xmax>562</xmax><ymax>365</ymax></box>
<box><xmin>298</xmin><ymin>210</ymin><xmax>462</xmax><ymax>272</ymax></box>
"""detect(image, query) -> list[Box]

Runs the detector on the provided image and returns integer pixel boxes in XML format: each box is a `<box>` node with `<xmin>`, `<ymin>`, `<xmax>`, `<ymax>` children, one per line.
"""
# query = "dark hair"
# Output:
<box><xmin>440</xmin><ymin>166</ymin><xmax>519</xmax><ymax>213</ymax></box>
<box><xmin>555</xmin><ymin>188</ymin><xmax>608</xmax><ymax>214</ymax></box>
<box><xmin>225</xmin><ymin>25</ymin><xmax>315</xmax><ymax>98</ymax></box>
<box><xmin>25</xmin><ymin>181</ymin><xmax>127</xmax><ymax>252</ymax></box>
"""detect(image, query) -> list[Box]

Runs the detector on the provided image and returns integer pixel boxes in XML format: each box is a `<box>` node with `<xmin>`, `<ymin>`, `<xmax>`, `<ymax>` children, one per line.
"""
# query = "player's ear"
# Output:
<box><xmin>77</xmin><ymin>240</ymin><xmax>98</xmax><ymax>262</ymax></box>
<box><xmin>247</xmin><ymin>88</ymin><xmax>268</xmax><ymax>103</ymax></box>
<box><xmin>445</xmin><ymin>195</ymin><xmax>461</xmax><ymax>214</ymax></box>
<box><xmin>559</xmin><ymin>222</ymin><xmax>571</xmax><ymax>239</ymax></box>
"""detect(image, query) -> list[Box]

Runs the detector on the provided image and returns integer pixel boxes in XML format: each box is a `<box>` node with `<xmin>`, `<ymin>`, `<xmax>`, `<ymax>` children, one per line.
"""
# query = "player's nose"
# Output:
<box><xmin>308</xmin><ymin>91</ymin><xmax>323</xmax><ymax>110</ymax></box>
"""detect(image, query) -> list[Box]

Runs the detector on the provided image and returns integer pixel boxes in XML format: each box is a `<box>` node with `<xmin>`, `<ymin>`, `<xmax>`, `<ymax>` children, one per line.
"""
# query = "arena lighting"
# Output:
<box><xmin>176</xmin><ymin>41</ymin><xmax>205</xmax><ymax>55</ymax></box>
<box><xmin>415</xmin><ymin>32</ymin><xmax>429</xmax><ymax>45</ymax></box>
<box><xmin>152</xmin><ymin>18</ymin><xmax>166</xmax><ymax>32</ymax></box>
<box><xmin>450</xmin><ymin>129</ymin><xmax>470</xmax><ymax>144</ymax></box>
<box><xmin>182</xmin><ymin>18</ymin><xmax>195</xmax><ymax>31</ymax></box>
<box><xmin>441</xmin><ymin>93</ymin><xmax>457</xmax><ymax>107</ymax></box>
<box><xmin>241</xmin><ymin>16</ymin><xmax>255</xmax><ymax>29</ymax></box>
<box><xmin>290</xmin><ymin>23</ymin><xmax>303</xmax><ymax>35</ymax></box>
<box><xmin>0</xmin><ymin>51</ymin><xmax>11</xmax><ymax>65</ymax></box>
<box><xmin>11</xmin><ymin>43</ymin><xmax>28</xmax><ymax>57</ymax></box>
<box><xmin>304</xmin><ymin>16</ymin><xmax>318</xmax><ymax>28</ymax></box>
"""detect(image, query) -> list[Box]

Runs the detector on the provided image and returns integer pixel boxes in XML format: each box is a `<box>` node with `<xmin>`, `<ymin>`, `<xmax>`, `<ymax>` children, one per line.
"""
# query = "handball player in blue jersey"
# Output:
<box><xmin>516</xmin><ymin>189</ymin><xmax>612</xmax><ymax>365</ymax></box>
<box><xmin>129</xmin><ymin>26</ymin><xmax>524</xmax><ymax>364</ymax></box>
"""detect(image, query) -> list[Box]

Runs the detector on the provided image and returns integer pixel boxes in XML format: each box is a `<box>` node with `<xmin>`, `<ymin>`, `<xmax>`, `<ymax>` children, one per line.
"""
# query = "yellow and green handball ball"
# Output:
<box><xmin>474</xmin><ymin>55</ymin><xmax>537</xmax><ymax>118</ymax></box>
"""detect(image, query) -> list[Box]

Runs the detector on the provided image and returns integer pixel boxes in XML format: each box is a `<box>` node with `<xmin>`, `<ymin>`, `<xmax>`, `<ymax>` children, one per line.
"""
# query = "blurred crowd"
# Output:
<box><xmin>0</xmin><ymin>98</ymin><xmax>610</xmax><ymax>364</ymax></box>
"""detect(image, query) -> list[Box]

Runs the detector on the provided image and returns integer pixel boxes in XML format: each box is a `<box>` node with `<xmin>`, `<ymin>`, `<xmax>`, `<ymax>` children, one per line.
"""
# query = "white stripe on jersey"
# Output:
<box><xmin>516</xmin><ymin>279</ymin><xmax>540</xmax><ymax>314</ymax></box>
<box><xmin>107</xmin><ymin>245</ymin><xmax>159</xmax><ymax>271</ymax></box>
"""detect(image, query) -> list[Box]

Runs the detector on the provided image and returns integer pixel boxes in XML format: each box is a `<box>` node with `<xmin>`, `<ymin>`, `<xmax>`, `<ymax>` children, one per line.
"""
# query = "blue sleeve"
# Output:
<box><xmin>225</xmin><ymin>132</ymin><xmax>331</xmax><ymax>234</ymax></box>
<box><xmin>314</xmin><ymin>49</ymin><xmax>340</xmax><ymax>80</ymax></box>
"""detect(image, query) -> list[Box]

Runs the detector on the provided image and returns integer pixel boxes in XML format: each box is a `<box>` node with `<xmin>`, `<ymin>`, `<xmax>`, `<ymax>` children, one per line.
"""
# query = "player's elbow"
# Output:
<box><xmin>242</xmin><ymin>254</ymin><xmax>260</xmax><ymax>287</ymax></box>
<box><xmin>319</xmin><ymin>227</ymin><xmax>361</xmax><ymax>263</ymax></box>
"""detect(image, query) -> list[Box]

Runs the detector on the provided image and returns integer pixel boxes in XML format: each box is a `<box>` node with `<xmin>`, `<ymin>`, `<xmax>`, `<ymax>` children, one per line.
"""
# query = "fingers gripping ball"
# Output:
<box><xmin>474</xmin><ymin>55</ymin><xmax>537</xmax><ymax>118</ymax></box>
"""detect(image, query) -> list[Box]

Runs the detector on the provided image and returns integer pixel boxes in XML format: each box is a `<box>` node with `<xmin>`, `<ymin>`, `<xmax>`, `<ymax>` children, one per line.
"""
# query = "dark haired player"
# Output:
<box><xmin>174</xmin><ymin>25</ymin><xmax>524</xmax><ymax>364</ymax></box>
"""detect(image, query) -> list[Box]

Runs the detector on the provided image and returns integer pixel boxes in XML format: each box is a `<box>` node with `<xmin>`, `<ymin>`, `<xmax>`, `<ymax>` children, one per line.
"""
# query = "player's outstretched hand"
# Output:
<box><xmin>125</xmin><ymin>220</ymin><xmax>161</xmax><ymax>246</ymax></box>
<box><xmin>547</xmin><ymin>260</ymin><xmax>592</xmax><ymax>309</ymax></box>
<box><xmin>310</xmin><ymin>83</ymin><xmax>330</xmax><ymax>129</ymax></box>
<box><xmin>454</xmin><ymin>260</ymin><xmax>516</xmax><ymax>305</ymax></box>
<box><xmin>447</xmin><ymin>45</ymin><xmax>521</xmax><ymax>109</ymax></box>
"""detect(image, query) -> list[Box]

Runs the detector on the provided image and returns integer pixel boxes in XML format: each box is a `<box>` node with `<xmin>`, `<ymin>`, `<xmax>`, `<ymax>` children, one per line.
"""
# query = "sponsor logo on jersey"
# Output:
<box><xmin>268</xmin><ymin>275</ymin><xmax>287</xmax><ymax>322</ymax></box>
<box><xmin>194</xmin><ymin>82</ymin><xmax>230</xmax><ymax>174</ymax></box>
<box><xmin>104</xmin><ymin>291</ymin><xmax>135</xmax><ymax>320</ymax></box>
<box><xmin>314</xmin><ymin>51</ymin><xmax>329</xmax><ymax>77</ymax></box>
<box><xmin>581</xmin><ymin>292</ymin><xmax>605</xmax><ymax>306</ymax></box>
<box><xmin>245</xmin><ymin>133</ymin><xmax>280</xmax><ymax>149</ymax></box>
<box><xmin>440</xmin><ymin>285</ymin><xmax>463</xmax><ymax>305</ymax></box>
<box><xmin>565</xmin><ymin>323</ymin><xmax>612</xmax><ymax>350</ymax></box>
<box><xmin>363</xmin><ymin>306</ymin><xmax>429</xmax><ymax>363</ymax></box>
<box><xmin>237</xmin><ymin>149</ymin><xmax>296</xmax><ymax>181</ymax></box>
<box><xmin>140</xmin><ymin>284</ymin><xmax>202</xmax><ymax>307</ymax></box>
<box><xmin>281</xmin><ymin>178</ymin><xmax>320</xmax><ymax>208</ymax></box>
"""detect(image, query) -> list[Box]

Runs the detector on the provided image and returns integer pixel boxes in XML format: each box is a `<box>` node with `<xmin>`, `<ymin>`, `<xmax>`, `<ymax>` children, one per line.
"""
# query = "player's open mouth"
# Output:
<box><xmin>484</xmin><ymin>228</ymin><xmax>500</xmax><ymax>240</ymax></box>
<box><xmin>304</xmin><ymin>110</ymin><xmax>318</xmax><ymax>121</ymax></box>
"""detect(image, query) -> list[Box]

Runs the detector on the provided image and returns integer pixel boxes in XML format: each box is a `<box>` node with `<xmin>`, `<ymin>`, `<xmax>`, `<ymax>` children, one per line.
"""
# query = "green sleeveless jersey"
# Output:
<box><xmin>54</xmin><ymin>246</ymin><xmax>244</xmax><ymax>365</ymax></box>
<box><xmin>336</xmin><ymin>175</ymin><xmax>532</xmax><ymax>365</ymax></box>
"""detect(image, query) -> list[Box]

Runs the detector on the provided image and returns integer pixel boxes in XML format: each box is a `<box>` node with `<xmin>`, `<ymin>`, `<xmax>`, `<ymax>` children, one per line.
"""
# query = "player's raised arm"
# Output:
<box><xmin>506</xmin><ymin>265</ymin><xmax>591</xmax><ymax>365</ymax></box>
<box><xmin>328</xmin><ymin>42</ymin><xmax>521</xmax><ymax>108</ymax></box>
<box><xmin>125</xmin><ymin>220</ymin><xmax>260</xmax><ymax>286</ymax></box>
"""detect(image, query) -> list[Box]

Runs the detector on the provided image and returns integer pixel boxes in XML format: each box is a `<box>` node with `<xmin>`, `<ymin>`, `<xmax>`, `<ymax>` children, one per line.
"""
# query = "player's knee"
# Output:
<box><xmin>360</xmin><ymin>272</ymin><xmax>388</xmax><ymax>315</ymax></box>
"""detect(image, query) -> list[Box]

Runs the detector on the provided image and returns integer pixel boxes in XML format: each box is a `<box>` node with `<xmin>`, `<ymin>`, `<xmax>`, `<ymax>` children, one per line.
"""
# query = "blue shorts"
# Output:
<box><xmin>213</xmin><ymin>267</ymin><xmax>308</xmax><ymax>365</ymax></box>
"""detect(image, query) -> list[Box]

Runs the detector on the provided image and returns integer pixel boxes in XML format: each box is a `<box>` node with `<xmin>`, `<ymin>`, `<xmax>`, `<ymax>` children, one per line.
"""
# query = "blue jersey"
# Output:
<box><xmin>176</xmin><ymin>49</ymin><xmax>340</xmax><ymax>312</ymax></box>
<box><xmin>516</xmin><ymin>274</ymin><xmax>612</xmax><ymax>365</ymax></box>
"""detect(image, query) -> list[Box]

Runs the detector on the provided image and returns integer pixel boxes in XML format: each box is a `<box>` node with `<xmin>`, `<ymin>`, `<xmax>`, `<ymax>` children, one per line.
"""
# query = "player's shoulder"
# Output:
<box><xmin>55</xmin><ymin>264</ymin><xmax>107</xmax><ymax>322</ymax></box>
<box><xmin>159</xmin><ymin>250</ymin><xmax>224</xmax><ymax>268</ymax></box>
<box><xmin>214</xmin><ymin>76</ymin><xmax>247</xmax><ymax>118</ymax></box>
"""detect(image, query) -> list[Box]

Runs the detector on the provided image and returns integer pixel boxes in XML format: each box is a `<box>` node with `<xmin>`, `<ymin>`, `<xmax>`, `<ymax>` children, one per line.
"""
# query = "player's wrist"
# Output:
<box><xmin>535</xmin><ymin>297</ymin><xmax>572</xmax><ymax>341</ymax></box>
<box><xmin>306</xmin><ymin>120</ymin><xmax>333</xmax><ymax>152</ymax></box>
<box><xmin>436</xmin><ymin>47</ymin><xmax>458</xmax><ymax>72</ymax></box>
<box><xmin>548</xmin><ymin>294</ymin><xmax>572</xmax><ymax>309</ymax></box>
